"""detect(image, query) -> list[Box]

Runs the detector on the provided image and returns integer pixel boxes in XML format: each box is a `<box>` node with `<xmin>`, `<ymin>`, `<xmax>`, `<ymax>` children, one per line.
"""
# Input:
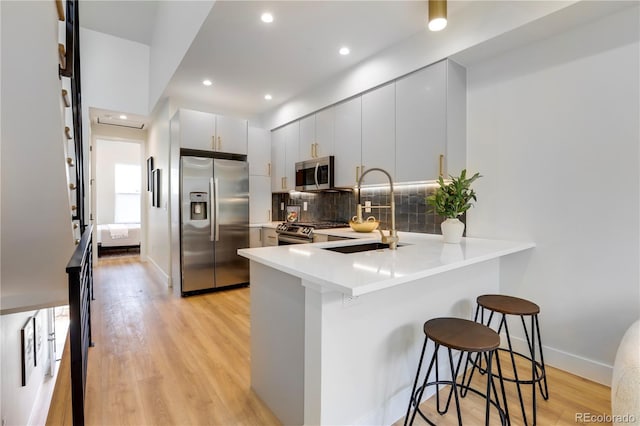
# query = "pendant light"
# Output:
<box><xmin>428</xmin><ymin>0</ymin><xmax>447</xmax><ymax>31</ymax></box>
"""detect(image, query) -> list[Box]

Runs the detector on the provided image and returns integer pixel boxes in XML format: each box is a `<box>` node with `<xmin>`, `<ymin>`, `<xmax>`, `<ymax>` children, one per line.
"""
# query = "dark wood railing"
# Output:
<box><xmin>60</xmin><ymin>0</ymin><xmax>86</xmax><ymax>232</ymax></box>
<box><xmin>65</xmin><ymin>224</ymin><xmax>93</xmax><ymax>426</ymax></box>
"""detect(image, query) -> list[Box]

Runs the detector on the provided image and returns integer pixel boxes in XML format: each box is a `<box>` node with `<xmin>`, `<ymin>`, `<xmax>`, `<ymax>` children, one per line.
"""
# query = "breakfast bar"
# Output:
<box><xmin>238</xmin><ymin>233</ymin><xmax>535</xmax><ymax>425</ymax></box>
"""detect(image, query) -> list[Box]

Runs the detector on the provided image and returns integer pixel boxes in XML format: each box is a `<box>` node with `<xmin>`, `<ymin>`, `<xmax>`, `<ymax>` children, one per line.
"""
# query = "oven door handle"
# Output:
<box><xmin>278</xmin><ymin>235</ymin><xmax>312</xmax><ymax>245</ymax></box>
<box><xmin>314</xmin><ymin>162</ymin><xmax>320</xmax><ymax>190</ymax></box>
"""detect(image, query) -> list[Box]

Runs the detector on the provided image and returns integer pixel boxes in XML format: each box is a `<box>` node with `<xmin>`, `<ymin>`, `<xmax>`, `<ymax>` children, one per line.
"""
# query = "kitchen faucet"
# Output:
<box><xmin>355</xmin><ymin>168</ymin><xmax>399</xmax><ymax>250</ymax></box>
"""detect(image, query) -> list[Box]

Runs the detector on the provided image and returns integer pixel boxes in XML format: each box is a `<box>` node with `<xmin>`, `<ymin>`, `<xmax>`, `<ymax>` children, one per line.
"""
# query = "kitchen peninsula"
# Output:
<box><xmin>238</xmin><ymin>232</ymin><xmax>534</xmax><ymax>425</ymax></box>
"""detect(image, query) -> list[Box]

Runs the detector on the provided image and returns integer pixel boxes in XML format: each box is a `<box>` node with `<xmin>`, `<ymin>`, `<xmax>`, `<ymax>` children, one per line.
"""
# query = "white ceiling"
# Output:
<box><xmin>79</xmin><ymin>0</ymin><xmax>466</xmax><ymax>120</ymax></box>
<box><xmin>79</xmin><ymin>1</ymin><xmax>634</xmax><ymax>122</ymax></box>
<box><xmin>79</xmin><ymin>0</ymin><xmax>158</xmax><ymax>46</ymax></box>
<box><xmin>164</xmin><ymin>1</ymin><xmax>445</xmax><ymax>118</ymax></box>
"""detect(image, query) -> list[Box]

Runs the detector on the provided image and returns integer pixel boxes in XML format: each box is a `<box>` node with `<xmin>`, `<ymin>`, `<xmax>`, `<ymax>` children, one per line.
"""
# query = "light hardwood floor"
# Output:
<box><xmin>49</xmin><ymin>255</ymin><xmax>612</xmax><ymax>425</ymax></box>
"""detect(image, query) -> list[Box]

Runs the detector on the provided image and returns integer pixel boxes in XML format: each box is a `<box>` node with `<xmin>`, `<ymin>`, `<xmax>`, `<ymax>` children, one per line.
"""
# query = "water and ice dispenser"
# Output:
<box><xmin>190</xmin><ymin>192</ymin><xmax>208</xmax><ymax>220</ymax></box>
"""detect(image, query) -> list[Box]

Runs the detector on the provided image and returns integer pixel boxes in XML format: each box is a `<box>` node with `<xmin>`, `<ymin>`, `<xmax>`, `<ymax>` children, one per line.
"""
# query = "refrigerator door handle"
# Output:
<box><xmin>209</xmin><ymin>177</ymin><xmax>215</xmax><ymax>242</ymax></box>
<box><xmin>213</xmin><ymin>177</ymin><xmax>220</xmax><ymax>241</ymax></box>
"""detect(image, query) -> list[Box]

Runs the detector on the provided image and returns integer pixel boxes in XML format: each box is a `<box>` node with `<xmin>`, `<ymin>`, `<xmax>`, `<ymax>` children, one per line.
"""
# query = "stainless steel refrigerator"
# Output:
<box><xmin>180</xmin><ymin>150</ymin><xmax>249</xmax><ymax>295</ymax></box>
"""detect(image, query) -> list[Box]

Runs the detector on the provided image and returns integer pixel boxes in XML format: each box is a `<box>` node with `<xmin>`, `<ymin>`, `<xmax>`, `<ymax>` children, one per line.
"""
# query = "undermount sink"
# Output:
<box><xmin>323</xmin><ymin>242</ymin><xmax>405</xmax><ymax>254</ymax></box>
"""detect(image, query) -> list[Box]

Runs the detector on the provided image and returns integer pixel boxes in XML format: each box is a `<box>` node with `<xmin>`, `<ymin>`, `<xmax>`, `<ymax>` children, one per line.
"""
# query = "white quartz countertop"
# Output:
<box><xmin>238</xmin><ymin>232</ymin><xmax>535</xmax><ymax>296</ymax></box>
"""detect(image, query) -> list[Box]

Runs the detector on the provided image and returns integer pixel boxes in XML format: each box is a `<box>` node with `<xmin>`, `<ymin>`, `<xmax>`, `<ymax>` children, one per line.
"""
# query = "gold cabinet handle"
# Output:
<box><xmin>71</xmin><ymin>205</ymin><xmax>77</xmax><ymax>211</ymax></box>
<box><xmin>267</xmin><ymin>162</ymin><xmax>271</xmax><ymax>177</ymax></box>
<box><xmin>310</xmin><ymin>144</ymin><xmax>314</xmax><ymax>158</ymax></box>
<box><xmin>439</xmin><ymin>154</ymin><xmax>444</xmax><ymax>177</ymax></box>
<box><xmin>356</xmin><ymin>166</ymin><xmax>360</xmax><ymax>183</ymax></box>
<box><xmin>281</xmin><ymin>177</ymin><xmax>285</xmax><ymax>190</ymax></box>
<box><xmin>66</xmin><ymin>157</ymin><xmax>74</xmax><ymax>167</ymax></box>
<box><xmin>69</xmin><ymin>183</ymin><xmax>76</xmax><ymax>190</ymax></box>
<box><xmin>211</xmin><ymin>136</ymin><xmax>215</xmax><ymax>150</ymax></box>
<box><xmin>267</xmin><ymin>209</ymin><xmax>271</xmax><ymax>222</ymax></box>
<box><xmin>218</xmin><ymin>136</ymin><xmax>222</xmax><ymax>150</ymax></box>
<box><xmin>73</xmin><ymin>223</ymin><xmax>78</xmax><ymax>229</ymax></box>
<box><xmin>75</xmin><ymin>239</ymin><xmax>80</xmax><ymax>245</ymax></box>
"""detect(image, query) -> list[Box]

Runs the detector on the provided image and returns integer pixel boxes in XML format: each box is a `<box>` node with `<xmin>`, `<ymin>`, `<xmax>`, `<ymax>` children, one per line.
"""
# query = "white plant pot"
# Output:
<box><xmin>441</xmin><ymin>218</ymin><xmax>465</xmax><ymax>244</ymax></box>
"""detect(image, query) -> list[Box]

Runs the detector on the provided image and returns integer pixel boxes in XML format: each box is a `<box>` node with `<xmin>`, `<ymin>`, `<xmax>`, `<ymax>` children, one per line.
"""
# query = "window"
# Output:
<box><xmin>114</xmin><ymin>164</ymin><xmax>141</xmax><ymax>223</ymax></box>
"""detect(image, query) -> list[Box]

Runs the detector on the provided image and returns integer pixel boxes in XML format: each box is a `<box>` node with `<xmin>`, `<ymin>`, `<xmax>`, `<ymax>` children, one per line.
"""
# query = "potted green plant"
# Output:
<box><xmin>426</xmin><ymin>169</ymin><xmax>481</xmax><ymax>243</ymax></box>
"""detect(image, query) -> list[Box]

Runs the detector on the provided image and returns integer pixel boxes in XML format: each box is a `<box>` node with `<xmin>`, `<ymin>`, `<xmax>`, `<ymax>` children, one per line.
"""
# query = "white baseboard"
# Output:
<box><xmin>145</xmin><ymin>256</ymin><xmax>171</xmax><ymax>288</ymax></box>
<box><xmin>508</xmin><ymin>335</ymin><xmax>612</xmax><ymax>386</ymax></box>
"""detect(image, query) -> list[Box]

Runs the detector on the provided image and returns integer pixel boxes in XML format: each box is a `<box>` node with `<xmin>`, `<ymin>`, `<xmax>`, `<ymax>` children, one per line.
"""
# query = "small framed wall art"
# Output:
<box><xmin>147</xmin><ymin>156</ymin><xmax>154</xmax><ymax>191</ymax></box>
<box><xmin>153</xmin><ymin>169</ymin><xmax>161</xmax><ymax>208</ymax></box>
<box><xmin>21</xmin><ymin>316</ymin><xmax>35</xmax><ymax>386</ymax></box>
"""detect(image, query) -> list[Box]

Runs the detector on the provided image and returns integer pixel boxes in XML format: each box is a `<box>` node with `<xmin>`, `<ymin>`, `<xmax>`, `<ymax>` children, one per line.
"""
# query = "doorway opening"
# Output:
<box><xmin>95</xmin><ymin>139</ymin><xmax>143</xmax><ymax>258</ymax></box>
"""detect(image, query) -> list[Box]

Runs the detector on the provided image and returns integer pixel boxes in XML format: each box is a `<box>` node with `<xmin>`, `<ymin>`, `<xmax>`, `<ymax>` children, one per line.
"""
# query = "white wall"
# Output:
<box><xmin>80</xmin><ymin>28</ymin><xmax>150</xmax><ymax>116</ymax></box>
<box><xmin>146</xmin><ymin>99</ymin><xmax>172</xmax><ymax>286</ymax></box>
<box><xmin>466</xmin><ymin>5</ymin><xmax>639</xmax><ymax>384</ymax></box>
<box><xmin>95</xmin><ymin>139</ymin><xmax>142</xmax><ymax>225</ymax></box>
<box><xmin>148</xmin><ymin>1</ymin><xmax>215</xmax><ymax>112</ymax></box>
<box><xmin>0</xmin><ymin>309</ymin><xmax>52</xmax><ymax>426</ymax></box>
<box><xmin>1</xmin><ymin>0</ymin><xmax>75</xmax><ymax>312</ymax></box>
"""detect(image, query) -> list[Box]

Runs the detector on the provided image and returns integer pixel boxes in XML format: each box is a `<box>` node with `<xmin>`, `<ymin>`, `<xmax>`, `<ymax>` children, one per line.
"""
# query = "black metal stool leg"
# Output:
<box><xmin>534</xmin><ymin>315</ymin><xmax>549</xmax><ymax>400</ymax></box>
<box><xmin>404</xmin><ymin>336</ymin><xmax>429</xmax><ymax>426</ymax></box>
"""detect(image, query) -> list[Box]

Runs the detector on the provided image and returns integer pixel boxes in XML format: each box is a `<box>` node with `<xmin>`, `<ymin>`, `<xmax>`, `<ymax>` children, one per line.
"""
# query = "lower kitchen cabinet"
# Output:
<box><xmin>262</xmin><ymin>227</ymin><xmax>278</xmax><ymax>247</ymax></box>
<box><xmin>249</xmin><ymin>228</ymin><xmax>262</xmax><ymax>248</ymax></box>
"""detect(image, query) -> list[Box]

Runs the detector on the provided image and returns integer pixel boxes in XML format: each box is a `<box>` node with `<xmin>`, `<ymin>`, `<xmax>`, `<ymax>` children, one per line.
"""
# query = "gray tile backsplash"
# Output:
<box><xmin>271</xmin><ymin>186</ymin><xmax>467</xmax><ymax>235</ymax></box>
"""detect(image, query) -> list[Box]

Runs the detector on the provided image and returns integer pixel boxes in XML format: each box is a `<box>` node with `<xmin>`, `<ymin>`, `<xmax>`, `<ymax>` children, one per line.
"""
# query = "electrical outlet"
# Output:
<box><xmin>365</xmin><ymin>200</ymin><xmax>371</xmax><ymax>213</ymax></box>
<box><xmin>303</xmin><ymin>202</ymin><xmax>308</xmax><ymax>211</ymax></box>
<box><xmin>342</xmin><ymin>294</ymin><xmax>360</xmax><ymax>307</ymax></box>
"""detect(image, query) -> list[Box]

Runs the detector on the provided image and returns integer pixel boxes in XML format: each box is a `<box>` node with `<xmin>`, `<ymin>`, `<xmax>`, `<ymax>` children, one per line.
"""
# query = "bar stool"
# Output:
<box><xmin>404</xmin><ymin>317</ymin><xmax>508</xmax><ymax>426</ymax></box>
<box><xmin>465</xmin><ymin>295</ymin><xmax>549</xmax><ymax>426</ymax></box>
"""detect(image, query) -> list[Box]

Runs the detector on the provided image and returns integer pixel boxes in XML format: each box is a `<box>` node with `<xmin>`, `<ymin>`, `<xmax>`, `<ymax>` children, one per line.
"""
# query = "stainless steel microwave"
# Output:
<box><xmin>295</xmin><ymin>156</ymin><xmax>335</xmax><ymax>191</ymax></box>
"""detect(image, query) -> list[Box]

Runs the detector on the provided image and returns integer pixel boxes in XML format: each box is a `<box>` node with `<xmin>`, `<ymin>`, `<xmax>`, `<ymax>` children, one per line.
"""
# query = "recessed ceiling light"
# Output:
<box><xmin>202</xmin><ymin>79</ymin><xmax>213</xmax><ymax>86</ymax></box>
<box><xmin>261</xmin><ymin>12</ymin><xmax>273</xmax><ymax>23</ymax></box>
<box><xmin>119</xmin><ymin>114</ymin><xmax>127</xmax><ymax>120</ymax></box>
<box><xmin>264</xmin><ymin>94</ymin><xmax>272</xmax><ymax>101</ymax></box>
<box><xmin>339</xmin><ymin>46</ymin><xmax>350</xmax><ymax>56</ymax></box>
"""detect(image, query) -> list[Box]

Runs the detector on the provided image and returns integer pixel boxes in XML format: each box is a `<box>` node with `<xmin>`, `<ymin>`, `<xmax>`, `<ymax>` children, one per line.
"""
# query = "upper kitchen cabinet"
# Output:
<box><xmin>333</xmin><ymin>96</ymin><xmax>362</xmax><ymax>188</ymax></box>
<box><xmin>298</xmin><ymin>107</ymin><xmax>335</xmax><ymax>161</ymax></box>
<box><xmin>395</xmin><ymin>60</ymin><xmax>466</xmax><ymax>182</ymax></box>
<box><xmin>248</xmin><ymin>127</ymin><xmax>271</xmax><ymax>176</ymax></box>
<box><xmin>178</xmin><ymin>108</ymin><xmax>248</xmax><ymax>155</ymax></box>
<box><xmin>178</xmin><ymin>109</ymin><xmax>215</xmax><ymax>151</ymax></box>
<box><xmin>361</xmin><ymin>82</ymin><xmax>395</xmax><ymax>185</ymax></box>
<box><xmin>271</xmin><ymin>121</ymin><xmax>299</xmax><ymax>192</ymax></box>
<box><xmin>216</xmin><ymin>114</ymin><xmax>248</xmax><ymax>155</ymax></box>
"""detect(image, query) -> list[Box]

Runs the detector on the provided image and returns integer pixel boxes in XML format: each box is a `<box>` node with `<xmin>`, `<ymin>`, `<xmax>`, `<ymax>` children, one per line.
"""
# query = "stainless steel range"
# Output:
<box><xmin>276</xmin><ymin>222</ymin><xmax>348</xmax><ymax>245</ymax></box>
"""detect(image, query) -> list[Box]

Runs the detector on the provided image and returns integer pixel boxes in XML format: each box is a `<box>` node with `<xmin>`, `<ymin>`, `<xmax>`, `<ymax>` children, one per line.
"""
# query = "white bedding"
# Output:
<box><xmin>97</xmin><ymin>223</ymin><xmax>140</xmax><ymax>247</ymax></box>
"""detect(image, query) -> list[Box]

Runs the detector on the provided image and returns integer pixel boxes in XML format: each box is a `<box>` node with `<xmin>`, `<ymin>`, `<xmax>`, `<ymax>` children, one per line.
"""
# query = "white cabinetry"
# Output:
<box><xmin>250</xmin><ymin>228</ymin><xmax>262</xmax><ymax>248</ymax></box>
<box><xmin>248</xmin><ymin>127</ymin><xmax>271</xmax><ymax>176</ymax></box>
<box><xmin>216</xmin><ymin>114</ymin><xmax>248</xmax><ymax>155</ymax></box>
<box><xmin>179</xmin><ymin>109</ymin><xmax>215</xmax><ymax>151</ymax></box>
<box><xmin>262</xmin><ymin>227</ymin><xmax>278</xmax><ymax>246</ymax></box>
<box><xmin>395</xmin><ymin>59</ymin><xmax>466</xmax><ymax>181</ymax></box>
<box><xmin>177</xmin><ymin>108</ymin><xmax>248</xmax><ymax>155</ymax></box>
<box><xmin>298</xmin><ymin>108</ymin><xmax>334</xmax><ymax>161</ymax></box>
<box><xmin>333</xmin><ymin>97</ymin><xmax>362</xmax><ymax>188</ymax></box>
<box><xmin>250</xmin><ymin>176</ymin><xmax>272</xmax><ymax>224</ymax></box>
<box><xmin>271</xmin><ymin>122</ymin><xmax>299</xmax><ymax>192</ymax></box>
<box><xmin>361</xmin><ymin>82</ymin><xmax>395</xmax><ymax>185</ymax></box>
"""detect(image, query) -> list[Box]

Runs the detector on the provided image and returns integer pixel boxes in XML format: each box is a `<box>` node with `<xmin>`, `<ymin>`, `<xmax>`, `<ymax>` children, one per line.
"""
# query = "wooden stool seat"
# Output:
<box><xmin>424</xmin><ymin>317</ymin><xmax>500</xmax><ymax>352</ymax></box>
<box><xmin>470</xmin><ymin>294</ymin><xmax>548</xmax><ymax>425</ymax></box>
<box><xmin>405</xmin><ymin>317</ymin><xmax>508</xmax><ymax>425</ymax></box>
<box><xmin>477</xmin><ymin>294</ymin><xmax>540</xmax><ymax>315</ymax></box>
